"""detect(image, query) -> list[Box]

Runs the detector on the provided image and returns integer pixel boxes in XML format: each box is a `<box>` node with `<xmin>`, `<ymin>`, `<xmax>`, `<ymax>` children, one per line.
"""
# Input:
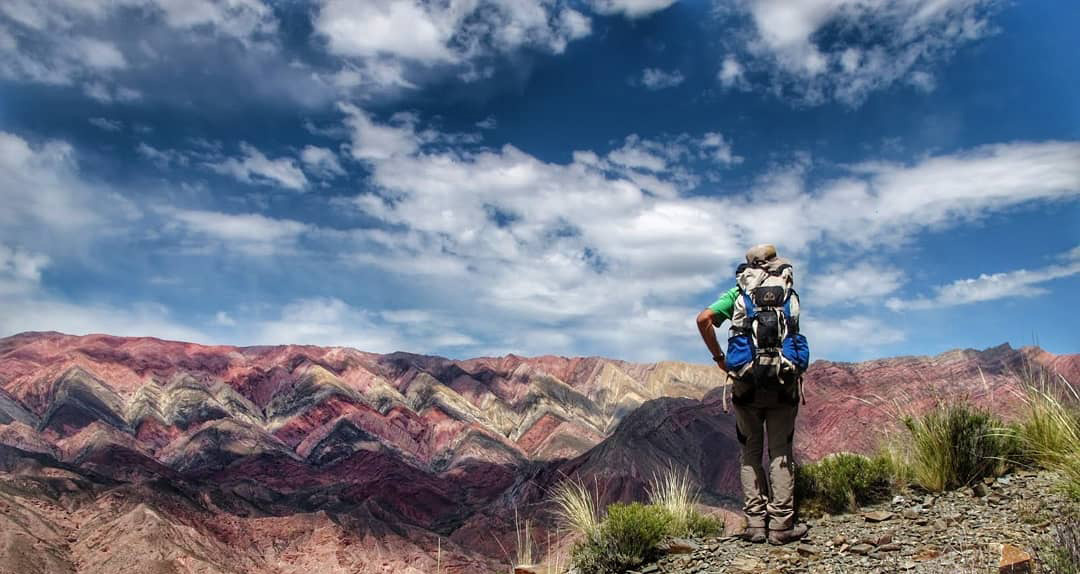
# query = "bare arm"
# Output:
<box><xmin>696</xmin><ymin>309</ymin><xmax>726</xmax><ymax>370</ymax></box>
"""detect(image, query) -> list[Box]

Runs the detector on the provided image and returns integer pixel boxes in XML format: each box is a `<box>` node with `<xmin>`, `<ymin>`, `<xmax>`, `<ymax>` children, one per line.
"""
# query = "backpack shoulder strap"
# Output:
<box><xmin>742</xmin><ymin>292</ymin><xmax>756</xmax><ymax>319</ymax></box>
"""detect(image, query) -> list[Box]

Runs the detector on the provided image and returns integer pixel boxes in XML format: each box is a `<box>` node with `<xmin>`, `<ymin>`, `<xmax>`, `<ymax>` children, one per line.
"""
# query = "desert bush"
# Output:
<box><xmin>795</xmin><ymin>452</ymin><xmax>895</xmax><ymax>515</ymax></box>
<box><xmin>903</xmin><ymin>402</ymin><xmax>1017</xmax><ymax>492</ymax></box>
<box><xmin>682</xmin><ymin>510</ymin><xmax>723</xmax><ymax>538</ymax></box>
<box><xmin>570</xmin><ymin>502</ymin><xmax>669</xmax><ymax>574</ymax></box>
<box><xmin>646</xmin><ymin>465</ymin><xmax>722</xmax><ymax>538</ymax></box>
<box><xmin>1014</xmin><ymin>374</ymin><xmax>1080</xmax><ymax>501</ymax></box>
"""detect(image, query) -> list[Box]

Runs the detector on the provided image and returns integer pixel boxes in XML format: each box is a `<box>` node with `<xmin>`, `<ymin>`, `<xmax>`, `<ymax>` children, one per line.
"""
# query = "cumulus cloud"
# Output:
<box><xmin>801</xmin><ymin>314</ymin><xmax>906</xmax><ymax>357</ymax></box>
<box><xmin>339</xmin><ymin>103</ymin><xmax>423</xmax><ymax>161</ymax></box>
<box><xmin>0</xmin><ymin>244</ymin><xmax>49</xmax><ymax>296</ymax></box>
<box><xmin>886</xmin><ymin>250</ymin><xmax>1080</xmax><ymax>311</ymax></box>
<box><xmin>214</xmin><ymin>311</ymin><xmax>237</xmax><ymax>326</ymax></box>
<box><xmin>718</xmin><ymin>54</ymin><xmax>745</xmax><ymax>88</ymax></box>
<box><xmin>328</xmin><ymin>106</ymin><xmax>1080</xmax><ymax>357</ymax></box>
<box><xmin>638</xmin><ymin>67</ymin><xmax>685</xmax><ymax>90</ymax></box>
<box><xmin>314</xmin><ymin>0</ymin><xmax>592</xmax><ymax>89</ymax></box>
<box><xmin>207</xmin><ymin>143</ymin><xmax>309</xmax><ymax>191</ymax></box>
<box><xmin>300</xmin><ymin>145</ymin><xmax>346</xmax><ymax>178</ymax></box>
<box><xmin>715</xmin><ymin>0</ymin><xmax>998</xmax><ymax>104</ymax></box>
<box><xmin>806</xmin><ymin>262</ymin><xmax>906</xmax><ymax>306</ymax></box>
<box><xmin>0</xmin><ymin>0</ymin><xmax>276</xmax><ymax>89</ymax></box>
<box><xmin>252</xmin><ymin>297</ymin><xmax>406</xmax><ymax>353</ymax></box>
<box><xmin>158</xmin><ymin>207</ymin><xmax>313</xmax><ymax>256</ymax></box>
<box><xmin>589</xmin><ymin>0</ymin><xmax>678</xmax><ymax>19</ymax></box>
<box><xmin>0</xmin><ymin>131</ymin><xmax>139</xmax><ymax>252</ymax></box>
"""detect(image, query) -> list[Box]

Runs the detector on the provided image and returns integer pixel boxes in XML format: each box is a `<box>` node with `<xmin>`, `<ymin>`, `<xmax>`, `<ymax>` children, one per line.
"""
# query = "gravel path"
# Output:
<box><xmin>643</xmin><ymin>471</ymin><xmax>1077</xmax><ymax>574</ymax></box>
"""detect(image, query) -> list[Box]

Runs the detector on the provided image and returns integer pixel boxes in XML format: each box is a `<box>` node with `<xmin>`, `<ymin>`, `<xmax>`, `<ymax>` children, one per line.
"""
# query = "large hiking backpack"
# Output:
<box><xmin>725</xmin><ymin>257</ymin><xmax>810</xmax><ymax>381</ymax></box>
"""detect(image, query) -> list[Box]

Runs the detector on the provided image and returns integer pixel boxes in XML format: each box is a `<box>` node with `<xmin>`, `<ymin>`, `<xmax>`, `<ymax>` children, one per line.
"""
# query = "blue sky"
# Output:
<box><xmin>1</xmin><ymin>0</ymin><xmax>1078</xmax><ymax>363</ymax></box>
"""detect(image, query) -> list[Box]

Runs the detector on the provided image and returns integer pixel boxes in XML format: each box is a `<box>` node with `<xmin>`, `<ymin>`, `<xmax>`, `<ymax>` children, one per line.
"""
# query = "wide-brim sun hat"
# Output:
<box><xmin>745</xmin><ymin>243</ymin><xmax>777</xmax><ymax>264</ymax></box>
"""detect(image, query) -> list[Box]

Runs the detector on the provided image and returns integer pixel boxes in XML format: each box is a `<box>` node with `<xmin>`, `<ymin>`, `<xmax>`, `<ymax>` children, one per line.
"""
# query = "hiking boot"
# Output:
<box><xmin>768</xmin><ymin>523</ymin><xmax>809</xmax><ymax>545</ymax></box>
<box><xmin>740</xmin><ymin>526</ymin><xmax>766</xmax><ymax>543</ymax></box>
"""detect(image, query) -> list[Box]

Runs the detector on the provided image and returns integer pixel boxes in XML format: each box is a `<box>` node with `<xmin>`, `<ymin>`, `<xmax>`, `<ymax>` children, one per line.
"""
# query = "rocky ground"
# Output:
<box><xmin>645</xmin><ymin>471</ymin><xmax>1077</xmax><ymax>574</ymax></box>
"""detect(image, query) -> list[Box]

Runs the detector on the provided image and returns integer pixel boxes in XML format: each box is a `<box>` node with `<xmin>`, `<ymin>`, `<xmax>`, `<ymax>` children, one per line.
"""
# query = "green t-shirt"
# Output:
<box><xmin>707</xmin><ymin>286</ymin><xmax>740</xmax><ymax>325</ymax></box>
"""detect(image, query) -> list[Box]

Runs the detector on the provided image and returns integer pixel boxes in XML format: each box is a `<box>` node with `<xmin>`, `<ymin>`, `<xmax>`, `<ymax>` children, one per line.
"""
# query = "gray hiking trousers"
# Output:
<box><xmin>731</xmin><ymin>376</ymin><xmax>799</xmax><ymax>531</ymax></box>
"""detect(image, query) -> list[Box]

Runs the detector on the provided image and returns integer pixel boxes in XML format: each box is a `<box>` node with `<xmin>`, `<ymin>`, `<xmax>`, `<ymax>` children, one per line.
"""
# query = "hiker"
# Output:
<box><xmin>696</xmin><ymin>243</ymin><xmax>810</xmax><ymax>545</ymax></box>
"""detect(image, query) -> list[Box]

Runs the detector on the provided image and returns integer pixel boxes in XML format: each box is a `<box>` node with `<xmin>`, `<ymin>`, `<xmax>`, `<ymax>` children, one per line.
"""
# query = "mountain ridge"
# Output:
<box><xmin>0</xmin><ymin>331</ymin><xmax>1076</xmax><ymax>573</ymax></box>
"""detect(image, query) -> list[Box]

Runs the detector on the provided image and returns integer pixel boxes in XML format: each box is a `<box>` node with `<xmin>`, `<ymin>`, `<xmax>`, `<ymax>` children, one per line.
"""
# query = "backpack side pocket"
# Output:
<box><xmin>727</xmin><ymin>334</ymin><xmax>755</xmax><ymax>375</ymax></box>
<box><xmin>781</xmin><ymin>333</ymin><xmax>810</xmax><ymax>373</ymax></box>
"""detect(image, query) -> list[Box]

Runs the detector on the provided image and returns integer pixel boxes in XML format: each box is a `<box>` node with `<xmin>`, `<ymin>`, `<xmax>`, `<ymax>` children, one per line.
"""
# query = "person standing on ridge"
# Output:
<box><xmin>696</xmin><ymin>243</ymin><xmax>811</xmax><ymax>545</ymax></box>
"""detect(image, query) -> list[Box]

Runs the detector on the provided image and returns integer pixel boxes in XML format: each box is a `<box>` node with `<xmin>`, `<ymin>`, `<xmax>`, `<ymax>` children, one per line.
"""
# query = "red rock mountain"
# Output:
<box><xmin>0</xmin><ymin>332</ymin><xmax>1075</xmax><ymax>573</ymax></box>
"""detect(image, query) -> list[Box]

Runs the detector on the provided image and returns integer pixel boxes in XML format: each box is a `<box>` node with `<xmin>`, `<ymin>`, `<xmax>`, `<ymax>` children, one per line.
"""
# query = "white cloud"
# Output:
<box><xmin>716</xmin><ymin>0</ymin><xmax>998</xmax><ymax>104</ymax></box>
<box><xmin>253</xmin><ymin>297</ymin><xmax>405</xmax><ymax>353</ymax></box>
<box><xmin>314</xmin><ymin>0</ymin><xmax>592</xmax><ymax>89</ymax></box>
<box><xmin>88</xmin><ymin>117</ymin><xmax>122</xmax><ymax>132</ymax></box>
<box><xmin>137</xmin><ymin>142</ymin><xmax>187</xmax><ymax>167</ymax></box>
<box><xmin>0</xmin><ymin>131</ymin><xmax>139</xmax><ymax>252</ymax></box>
<box><xmin>800</xmin><ymin>314</ymin><xmax>906</xmax><ymax>357</ymax></box>
<box><xmin>207</xmin><ymin>143</ymin><xmax>309</xmax><ymax>191</ymax></box>
<box><xmin>214</xmin><ymin>311</ymin><xmax>236</xmax><ymax>326</ymax></box>
<box><xmin>0</xmin><ymin>0</ymin><xmax>277</xmax><ymax>102</ymax></box>
<box><xmin>300</xmin><ymin>145</ymin><xmax>345</xmax><ymax>178</ymax></box>
<box><xmin>718</xmin><ymin>54</ymin><xmax>745</xmax><ymax>88</ymax></box>
<box><xmin>0</xmin><ymin>244</ymin><xmax>49</xmax><ymax>296</ymax></box>
<box><xmin>315</xmin><ymin>0</ymin><xmax>455</xmax><ymax>63</ymax></box>
<box><xmin>1</xmin><ymin>0</ymin><xmax>274</xmax><ymax>41</ymax></box>
<box><xmin>159</xmin><ymin>207</ymin><xmax>312</xmax><ymax>256</ymax></box>
<box><xmin>72</xmin><ymin>37</ymin><xmax>127</xmax><ymax>70</ymax></box>
<box><xmin>339</xmin><ymin>103</ymin><xmax>422</xmax><ymax>161</ymax></box>
<box><xmin>806</xmin><ymin>142</ymin><xmax>1080</xmax><ymax>247</ymax></box>
<box><xmin>327</xmin><ymin>107</ymin><xmax>1080</xmax><ymax>358</ymax></box>
<box><xmin>0</xmin><ymin>244</ymin><xmax>207</xmax><ymax>341</ymax></box>
<box><xmin>0</xmin><ymin>298</ymin><xmax>209</xmax><ymax>342</ymax></box>
<box><xmin>607</xmin><ymin>137</ymin><xmax>670</xmax><ymax>172</ymax></box>
<box><xmin>886</xmin><ymin>252</ymin><xmax>1080</xmax><ymax>311</ymax></box>
<box><xmin>700</xmin><ymin>132</ymin><xmax>740</xmax><ymax>165</ymax></box>
<box><xmin>589</xmin><ymin>0</ymin><xmax>678</xmax><ymax>19</ymax></box>
<box><xmin>82</xmin><ymin>82</ymin><xmax>142</xmax><ymax>103</ymax></box>
<box><xmin>639</xmin><ymin>67</ymin><xmax>685</xmax><ymax>90</ymax></box>
<box><xmin>806</xmin><ymin>262</ymin><xmax>906</xmax><ymax>306</ymax></box>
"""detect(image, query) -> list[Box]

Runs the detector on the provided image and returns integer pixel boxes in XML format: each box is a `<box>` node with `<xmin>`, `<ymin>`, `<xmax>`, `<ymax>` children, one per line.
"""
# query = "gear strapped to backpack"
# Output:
<box><xmin>725</xmin><ymin>247</ymin><xmax>810</xmax><ymax>383</ymax></box>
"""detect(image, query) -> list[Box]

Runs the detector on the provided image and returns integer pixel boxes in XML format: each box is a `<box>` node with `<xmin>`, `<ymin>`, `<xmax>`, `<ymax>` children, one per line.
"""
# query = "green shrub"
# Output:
<box><xmin>795</xmin><ymin>453</ymin><xmax>895</xmax><ymax>515</ymax></box>
<box><xmin>682</xmin><ymin>510</ymin><xmax>723</xmax><ymax>538</ymax></box>
<box><xmin>570</xmin><ymin>503</ymin><xmax>670</xmax><ymax>574</ymax></box>
<box><xmin>647</xmin><ymin>465</ymin><xmax>697</xmax><ymax>536</ymax></box>
<box><xmin>645</xmin><ymin>465</ymin><xmax>723</xmax><ymax>538</ymax></box>
<box><xmin>903</xmin><ymin>403</ymin><xmax>1017</xmax><ymax>492</ymax></box>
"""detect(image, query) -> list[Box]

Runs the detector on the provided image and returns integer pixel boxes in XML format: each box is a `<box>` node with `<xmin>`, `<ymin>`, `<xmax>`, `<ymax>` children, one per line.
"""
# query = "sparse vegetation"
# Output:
<box><xmin>553</xmin><ymin>466</ymin><xmax>721</xmax><ymax>574</ymax></box>
<box><xmin>795</xmin><ymin>452</ymin><xmax>895</xmax><ymax>515</ymax></box>
<box><xmin>570</xmin><ymin>502</ymin><xmax>670</xmax><ymax>574</ymax></box>
<box><xmin>901</xmin><ymin>402</ymin><xmax>1018</xmax><ymax>492</ymax></box>
<box><xmin>646</xmin><ymin>465</ymin><xmax>722</xmax><ymax>537</ymax></box>
<box><xmin>515</xmin><ymin>512</ymin><xmax>534</xmax><ymax>567</ymax></box>
<box><xmin>1037</xmin><ymin>509</ymin><xmax>1080</xmax><ymax>574</ymax></box>
<box><xmin>551</xmin><ymin>477</ymin><xmax>602</xmax><ymax>541</ymax></box>
<box><xmin>1013</xmin><ymin>371</ymin><xmax>1080</xmax><ymax>501</ymax></box>
<box><xmin>550</xmin><ymin>370</ymin><xmax>1080</xmax><ymax>574</ymax></box>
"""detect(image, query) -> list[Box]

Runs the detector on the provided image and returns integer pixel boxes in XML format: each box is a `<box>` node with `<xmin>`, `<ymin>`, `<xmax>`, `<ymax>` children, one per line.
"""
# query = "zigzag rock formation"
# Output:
<box><xmin>0</xmin><ymin>331</ymin><xmax>1075</xmax><ymax>573</ymax></box>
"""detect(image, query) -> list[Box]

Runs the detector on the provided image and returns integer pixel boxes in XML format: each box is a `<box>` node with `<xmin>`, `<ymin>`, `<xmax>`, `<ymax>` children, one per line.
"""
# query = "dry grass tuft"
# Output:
<box><xmin>550</xmin><ymin>476</ymin><xmax>602</xmax><ymax>541</ymax></box>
